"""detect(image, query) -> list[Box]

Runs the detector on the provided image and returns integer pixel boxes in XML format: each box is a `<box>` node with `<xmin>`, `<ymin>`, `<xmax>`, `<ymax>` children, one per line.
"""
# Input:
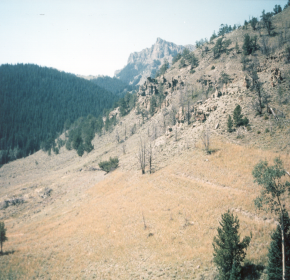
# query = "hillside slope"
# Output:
<box><xmin>1</xmin><ymin>6</ymin><xmax>290</xmax><ymax>280</ymax></box>
<box><xmin>0</xmin><ymin>64</ymin><xmax>119</xmax><ymax>164</ymax></box>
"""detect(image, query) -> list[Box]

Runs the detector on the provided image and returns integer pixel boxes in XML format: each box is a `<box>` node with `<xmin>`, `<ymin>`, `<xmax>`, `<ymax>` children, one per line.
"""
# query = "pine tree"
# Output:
<box><xmin>253</xmin><ymin>158</ymin><xmax>290</xmax><ymax>280</ymax></box>
<box><xmin>213</xmin><ymin>210</ymin><xmax>251</xmax><ymax>280</ymax></box>
<box><xmin>0</xmin><ymin>222</ymin><xmax>8</xmax><ymax>254</ymax></box>
<box><xmin>227</xmin><ymin>115</ymin><xmax>233</xmax><ymax>132</ymax></box>
<box><xmin>229</xmin><ymin>260</ymin><xmax>242</xmax><ymax>280</ymax></box>
<box><xmin>267</xmin><ymin>211</ymin><xmax>290</xmax><ymax>280</ymax></box>
<box><xmin>233</xmin><ymin>105</ymin><xmax>243</xmax><ymax>127</ymax></box>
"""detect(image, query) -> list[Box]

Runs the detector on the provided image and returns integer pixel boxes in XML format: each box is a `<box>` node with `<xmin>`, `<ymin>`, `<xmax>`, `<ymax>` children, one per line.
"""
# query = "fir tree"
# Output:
<box><xmin>233</xmin><ymin>105</ymin><xmax>243</xmax><ymax>127</ymax></box>
<box><xmin>213</xmin><ymin>210</ymin><xmax>251</xmax><ymax>280</ymax></box>
<box><xmin>0</xmin><ymin>222</ymin><xmax>8</xmax><ymax>254</ymax></box>
<box><xmin>267</xmin><ymin>211</ymin><xmax>290</xmax><ymax>280</ymax></box>
<box><xmin>229</xmin><ymin>260</ymin><xmax>242</xmax><ymax>280</ymax></box>
<box><xmin>227</xmin><ymin>115</ymin><xmax>233</xmax><ymax>132</ymax></box>
<box><xmin>253</xmin><ymin>158</ymin><xmax>290</xmax><ymax>280</ymax></box>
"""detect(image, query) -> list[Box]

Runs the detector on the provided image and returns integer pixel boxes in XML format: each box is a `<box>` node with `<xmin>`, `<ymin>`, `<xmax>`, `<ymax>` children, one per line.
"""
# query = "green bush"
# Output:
<box><xmin>98</xmin><ymin>157</ymin><xmax>119</xmax><ymax>173</ymax></box>
<box><xmin>211</xmin><ymin>65</ymin><xmax>215</xmax><ymax>70</ymax></box>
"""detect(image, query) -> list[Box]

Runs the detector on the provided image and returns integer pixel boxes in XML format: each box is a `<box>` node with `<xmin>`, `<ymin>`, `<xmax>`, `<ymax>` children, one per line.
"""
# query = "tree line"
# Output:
<box><xmin>0</xmin><ymin>64</ymin><xmax>120</xmax><ymax>165</ymax></box>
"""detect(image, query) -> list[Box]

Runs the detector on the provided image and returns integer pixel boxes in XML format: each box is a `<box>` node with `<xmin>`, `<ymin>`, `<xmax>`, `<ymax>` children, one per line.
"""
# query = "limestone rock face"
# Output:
<box><xmin>115</xmin><ymin>38</ymin><xmax>195</xmax><ymax>86</ymax></box>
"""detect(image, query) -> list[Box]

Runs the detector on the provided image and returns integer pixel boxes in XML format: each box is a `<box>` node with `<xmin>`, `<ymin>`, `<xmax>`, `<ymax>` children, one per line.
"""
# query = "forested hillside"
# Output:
<box><xmin>89</xmin><ymin>75</ymin><xmax>135</xmax><ymax>95</ymax></box>
<box><xmin>0</xmin><ymin>64</ymin><xmax>119</xmax><ymax>165</ymax></box>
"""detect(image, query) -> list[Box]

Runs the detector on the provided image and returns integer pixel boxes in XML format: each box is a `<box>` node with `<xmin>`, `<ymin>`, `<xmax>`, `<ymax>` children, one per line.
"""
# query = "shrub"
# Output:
<box><xmin>98</xmin><ymin>157</ymin><xmax>119</xmax><ymax>173</ymax></box>
<box><xmin>211</xmin><ymin>65</ymin><xmax>215</xmax><ymax>70</ymax></box>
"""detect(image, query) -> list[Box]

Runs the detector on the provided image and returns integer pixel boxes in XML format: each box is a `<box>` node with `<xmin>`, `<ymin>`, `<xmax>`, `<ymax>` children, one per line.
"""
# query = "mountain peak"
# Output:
<box><xmin>115</xmin><ymin>38</ymin><xmax>195</xmax><ymax>86</ymax></box>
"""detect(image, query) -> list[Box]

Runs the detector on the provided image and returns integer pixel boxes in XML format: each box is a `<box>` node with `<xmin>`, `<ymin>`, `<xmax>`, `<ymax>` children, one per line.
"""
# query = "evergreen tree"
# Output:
<box><xmin>253</xmin><ymin>158</ymin><xmax>290</xmax><ymax>280</ymax></box>
<box><xmin>267</xmin><ymin>211</ymin><xmax>290</xmax><ymax>280</ymax></box>
<box><xmin>213</xmin><ymin>210</ymin><xmax>251</xmax><ymax>280</ymax></box>
<box><xmin>227</xmin><ymin>115</ymin><xmax>233</xmax><ymax>132</ymax></box>
<box><xmin>233</xmin><ymin>105</ymin><xmax>243</xmax><ymax>127</ymax></box>
<box><xmin>250</xmin><ymin>17</ymin><xmax>258</xmax><ymax>30</ymax></box>
<box><xmin>0</xmin><ymin>222</ymin><xmax>8</xmax><ymax>254</ymax></box>
<box><xmin>273</xmin><ymin>5</ymin><xmax>282</xmax><ymax>14</ymax></box>
<box><xmin>229</xmin><ymin>260</ymin><xmax>242</xmax><ymax>280</ymax></box>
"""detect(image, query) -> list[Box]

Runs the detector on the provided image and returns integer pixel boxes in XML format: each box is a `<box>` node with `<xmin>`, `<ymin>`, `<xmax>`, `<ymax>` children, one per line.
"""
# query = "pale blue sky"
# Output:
<box><xmin>0</xmin><ymin>0</ymin><xmax>287</xmax><ymax>77</ymax></box>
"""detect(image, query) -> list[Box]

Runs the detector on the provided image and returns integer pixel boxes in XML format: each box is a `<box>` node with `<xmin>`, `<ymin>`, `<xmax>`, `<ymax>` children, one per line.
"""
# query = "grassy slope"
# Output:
<box><xmin>1</xmin><ymin>7</ymin><xmax>290</xmax><ymax>280</ymax></box>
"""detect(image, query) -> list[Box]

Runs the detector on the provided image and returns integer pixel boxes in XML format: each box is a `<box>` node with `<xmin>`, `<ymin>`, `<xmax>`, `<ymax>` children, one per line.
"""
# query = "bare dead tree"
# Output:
<box><xmin>122</xmin><ymin>143</ymin><xmax>126</xmax><ymax>154</ymax></box>
<box><xmin>147</xmin><ymin>142</ymin><xmax>153</xmax><ymax>174</ymax></box>
<box><xmin>175</xmin><ymin>126</ymin><xmax>178</xmax><ymax>142</ymax></box>
<box><xmin>115</xmin><ymin>130</ymin><xmax>120</xmax><ymax>143</ymax></box>
<box><xmin>137</xmin><ymin>138</ymin><xmax>146</xmax><ymax>174</ymax></box>
<box><xmin>200</xmin><ymin>126</ymin><xmax>210</xmax><ymax>153</ymax></box>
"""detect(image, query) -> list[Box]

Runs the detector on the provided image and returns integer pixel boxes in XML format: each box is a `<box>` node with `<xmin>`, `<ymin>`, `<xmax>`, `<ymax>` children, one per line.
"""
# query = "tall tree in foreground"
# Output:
<box><xmin>0</xmin><ymin>222</ymin><xmax>8</xmax><ymax>254</ymax></box>
<box><xmin>213</xmin><ymin>210</ymin><xmax>251</xmax><ymax>280</ymax></box>
<box><xmin>267</xmin><ymin>211</ymin><xmax>290</xmax><ymax>280</ymax></box>
<box><xmin>253</xmin><ymin>158</ymin><xmax>290</xmax><ymax>280</ymax></box>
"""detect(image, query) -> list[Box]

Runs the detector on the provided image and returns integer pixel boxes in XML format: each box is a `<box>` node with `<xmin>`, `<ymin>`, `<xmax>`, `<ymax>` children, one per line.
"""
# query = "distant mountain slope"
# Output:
<box><xmin>0</xmin><ymin>64</ymin><xmax>119</xmax><ymax>164</ymax></box>
<box><xmin>114</xmin><ymin>37</ymin><xmax>195</xmax><ymax>86</ymax></box>
<box><xmin>89</xmin><ymin>76</ymin><xmax>135</xmax><ymax>95</ymax></box>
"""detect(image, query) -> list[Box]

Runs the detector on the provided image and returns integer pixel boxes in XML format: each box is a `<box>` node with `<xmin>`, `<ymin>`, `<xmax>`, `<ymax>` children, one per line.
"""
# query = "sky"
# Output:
<box><xmin>0</xmin><ymin>0</ymin><xmax>288</xmax><ymax>77</ymax></box>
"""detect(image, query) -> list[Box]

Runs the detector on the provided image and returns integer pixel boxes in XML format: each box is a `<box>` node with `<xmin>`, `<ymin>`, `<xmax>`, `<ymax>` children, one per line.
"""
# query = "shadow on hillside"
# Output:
<box><xmin>242</xmin><ymin>261</ymin><xmax>265</xmax><ymax>280</ymax></box>
<box><xmin>0</xmin><ymin>249</ymin><xmax>15</xmax><ymax>256</ymax></box>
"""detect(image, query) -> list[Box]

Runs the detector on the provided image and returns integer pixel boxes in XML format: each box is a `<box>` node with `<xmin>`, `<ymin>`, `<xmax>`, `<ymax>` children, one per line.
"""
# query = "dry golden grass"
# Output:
<box><xmin>0</xmin><ymin>137</ymin><xmax>287</xmax><ymax>279</ymax></box>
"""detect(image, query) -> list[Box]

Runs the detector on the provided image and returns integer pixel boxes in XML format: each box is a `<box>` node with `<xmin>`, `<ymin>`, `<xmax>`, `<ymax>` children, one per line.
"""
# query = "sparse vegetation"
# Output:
<box><xmin>98</xmin><ymin>157</ymin><xmax>119</xmax><ymax>173</ymax></box>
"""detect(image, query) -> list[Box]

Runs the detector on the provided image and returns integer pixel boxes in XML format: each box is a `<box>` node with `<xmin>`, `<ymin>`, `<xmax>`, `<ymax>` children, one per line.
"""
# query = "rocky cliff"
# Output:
<box><xmin>114</xmin><ymin>37</ymin><xmax>195</xmax><ymax>86</ymax></box>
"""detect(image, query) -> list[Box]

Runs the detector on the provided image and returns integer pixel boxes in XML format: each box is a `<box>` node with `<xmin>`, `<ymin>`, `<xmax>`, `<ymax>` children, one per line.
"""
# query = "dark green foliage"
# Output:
<box><xmin>285</xmin><ymin>46</ymin><xmax>290</xmax><ymax>63</ymax></box>
<box><xmin>235</xmin><ymin>42</ymin><xmax>240</xmax><ymax>53</ymax></box>
<box><xmin>155</xmin><ymin>59</ymin><xmax>169</xmax><ymax>77</ymax></box>
<box><xmin>285</xmin><ymin>0</ymin><xmax>290</xmax><ymax>10</ymax></box>
<box><xmin>118</xmin><ymin>92</ymin><xmax>137</xmax><ymax>116</ymax></box>
<box><xmin>243</xmin><ymin>34</ymin><xmax>258</xmax><ymax>55</ymax></box>
<box><xmin>229</xmin><ymin>260</ymin><xmax>242</xmax><ymax>280</ymax></box>
<box><xmin>178</xmin><ymin>49</ymin><xmax>198</xmax><ymax>69</ymax></box>
<box><xmin>267</xmin><ymin>211</ymin><xmax>290</xmax><ymax>280</ymax></box>
<box><xmin>273</xmin><ymin>4</ymin><xmax>282</xmax><ymax>14</ymax></box>
<box><xmin>213</xmin><ymin>210</ymin><xmax>251</xmax><ymax>280</ymax></box>
<box><xmin>195</xmin><ymin>38</ymin><xmax>208</xmax><ymax>48</ymax></box>
<box><xmin>244</xmin><ymin>20</ymin><xmax>248</xmax><ymax>30</ymax></box>
<box><xmin>90</xmin><ymin>76</ymin><xmax>134</xmax><ymax>95</ymax></box>
<box><xmin>213</xmin><ymin>38</ymin><xmax>231</xmax><ymax>58</ymax></box>
<box><xmin>172</xmin><ymin>53</ymin><xmax>182</xmax><ymax>64</ymax></box>
<box><xmin>211</xmin><ymin>65</ymin><xmax>215</xmax><ymax>70</ymax></box>
<box><xmin>219</xmin><ymin>71</ymin><xmax>230</xmax><ymax>86</ymax></box>
<box><xmin>213</xmin><ymin>38</ymin><xmax>224</xmax><ymax>58</ymax></box>
<box><xmin>65</xmin><ymin>114</ymin><xmax>103</xmax><ymax>156</ymax></box>
<box><xmin>149</xmin><ymin>95</ymin><xmax>157</xmax><ymax>116</ymax></box>
<box><xmin>250</xmin><ymin>17</ymin><xmax>258</xmax><ymax>30</ymax></box>
<box><xmin>98</xmin><ymin>157</ymin><xmax>119</xmax><ymax>173</ymax></box>
<box><xmin>0</xmin><ymin>222</ymin><xmax>8</xmax><ymax>254</ymax></box>
<box><xmin>218</xmin><ymin>24</ymin><xmax>233</xmax><ymax>36</ymax></box>
<box><xmin>233</xmin><ymin>105</ymin><xmax>249</xmax><ymax>127</ymax></box>
<box><xmin>0</xmin><ymin>64</ymin><xmax>118</xmax><ymax>165</ymax></box>
<box><xmin>252</xmin><ymin>158</ymin><xmax>290</xmax><ymax>213</ymax></box>
<box><xmin>210</xmin><ymin>31</ymin><xmax>218</xmax><ymax>42</ymax></box>
<box><xmin>261</xmin><ymin>10</ymin><xmax>273</xmax><ymax>35</ymax></box>
<box><xmin>227</xmin><ymin>115</ymin><xmax>233</xmax><ymax>132</ymax></box>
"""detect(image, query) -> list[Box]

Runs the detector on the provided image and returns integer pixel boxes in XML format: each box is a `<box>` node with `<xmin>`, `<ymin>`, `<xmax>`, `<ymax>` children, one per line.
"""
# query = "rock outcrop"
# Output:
<box><xmin>115</xmin><ymin>38</ymin><xmax>195</xmax><ymax>86</ymax></box>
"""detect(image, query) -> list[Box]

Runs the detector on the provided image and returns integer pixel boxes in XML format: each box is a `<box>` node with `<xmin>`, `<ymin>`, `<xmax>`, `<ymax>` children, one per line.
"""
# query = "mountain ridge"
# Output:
<box><xmin>114</xmin><ymin>37</ymin><xmax>195</xmax><ymax>86</ymax></box>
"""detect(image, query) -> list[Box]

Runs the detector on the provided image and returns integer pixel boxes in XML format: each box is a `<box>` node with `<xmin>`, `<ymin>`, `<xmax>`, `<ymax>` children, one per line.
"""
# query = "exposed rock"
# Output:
<box><xmin>115</xmin><ymin>37</ymin><xmax>195</xmax><ymax>86</ymax></box>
